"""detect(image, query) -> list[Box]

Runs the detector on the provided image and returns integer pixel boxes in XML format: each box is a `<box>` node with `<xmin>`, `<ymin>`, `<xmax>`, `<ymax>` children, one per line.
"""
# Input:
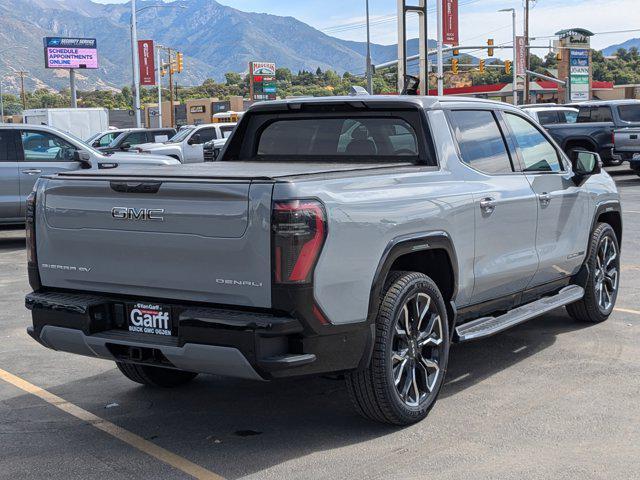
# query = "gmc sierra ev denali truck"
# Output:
<box><xmin>25</xmin><ymin>96</ymin><xmax>622</xmax><ymax>425</ymax></box>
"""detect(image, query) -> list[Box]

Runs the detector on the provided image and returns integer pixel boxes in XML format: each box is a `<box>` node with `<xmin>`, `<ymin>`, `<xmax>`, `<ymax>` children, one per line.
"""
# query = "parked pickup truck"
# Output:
<box><xmin>0</xmin><ymin>124</ymin><xmax>179</xmax><ymax>225</ymax></box>
<box><xmin>87</xmin><ymin>128</ymin><xmax>177</xmax><ymax>154</ymax></box>
<box><xmin>543</xmin><ymin>100</ymin><xmax>640</xmax><ymax>166</ymax></box>
<box><xmin>135</xmin><ymin>123</ymin><xmax>236</xmax><ymax>163</ymax></box>
<box><xmin>25</xmin><ymin>96</ymin><xmax>622</xmax><ymax>425</ymax></box>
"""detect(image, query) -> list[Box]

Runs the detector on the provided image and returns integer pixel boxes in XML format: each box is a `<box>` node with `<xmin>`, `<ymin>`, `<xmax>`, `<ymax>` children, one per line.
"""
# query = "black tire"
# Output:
<box><xmin>345</xmin><ymin>271</ymin><xmax>450</xmax><ymax>425</ymax></box>
<box><xmin>116</xmin><ymin>362</ymin><xmax>198</xmax><ymax>388</ymax></box>
<box><xmin>567</xmin><ymin>222</ymin><xmax>620</xmax><ymax>323</ymax></box>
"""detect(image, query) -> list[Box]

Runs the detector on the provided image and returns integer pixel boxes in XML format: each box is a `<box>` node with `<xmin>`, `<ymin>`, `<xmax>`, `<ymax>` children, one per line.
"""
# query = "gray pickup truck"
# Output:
<box><xmin>25</xmin><ymin>96</ymin><xmax>621</xmax><ymax>425</ymax></box>
<box><xmin>543</xmin><ymin>100</ymin><xmax>640</xmax><ymax>167</ymax></box>
<box><xmin>0</xmin><ymin>124</ymin><xmax>179</xmax><ymax>225</ymax></box>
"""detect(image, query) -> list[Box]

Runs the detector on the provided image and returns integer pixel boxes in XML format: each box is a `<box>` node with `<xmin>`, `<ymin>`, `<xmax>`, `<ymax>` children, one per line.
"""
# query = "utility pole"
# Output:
<box><xmin>524</xmin><ymin>0</ymin><xmax>530</xmax><ymax>103</ymax></box>
<box><xmin>69</xmin><ymin>69</ymin><xmax>77</xmax><ymax>108</ymax></box>
<box><xmin>436</xmin><ymin>0</ymin><xmax>444</xmax><ymax>96</ymax></box>
<box><xmin>18</xmin><ymin>71</ymin><xmax>27</xmax><ymax>109</ymax></box>
<box><xmin>131</xmin><ymin>0</ymin><xmax>142</xmax><ymax>127</ymax></box>
<box><xmin>168</xmin><ymin>48</ymin><xmax>174</xmax><ymax>128</ymax></box>
<box><xmin>365</xmin><ymin>0</ymin><xmax>373</xmax><ymax>94</ymax></box>
<box><xmin>499</xmin><ymin>8</ymin><xmax>518</xmax><ymax>106</ymax></box>
<box><xmin>156</xmin><ymin>45</ymin><xmax>163</xmax><ymax>128</ymax></box>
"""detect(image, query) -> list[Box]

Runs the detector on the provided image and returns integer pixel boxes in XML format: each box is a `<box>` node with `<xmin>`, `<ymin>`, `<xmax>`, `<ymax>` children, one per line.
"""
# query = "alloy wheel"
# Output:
<box><xmin>594</xmin><ymin>235</ymin><xmax>619</xmax><ymax>312</ymax></box>
<box><xmin>391</xmin><ymin>292</ymin><xmax>444</xmax><ymax>407</ymax></box>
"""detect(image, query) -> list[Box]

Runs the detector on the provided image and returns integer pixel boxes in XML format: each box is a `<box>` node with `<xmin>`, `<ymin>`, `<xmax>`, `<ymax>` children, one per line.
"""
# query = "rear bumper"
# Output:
<box><xmin>26</xmin><ymin>290</ymin><xmax>371</xmax><ymax>380</ymax></box>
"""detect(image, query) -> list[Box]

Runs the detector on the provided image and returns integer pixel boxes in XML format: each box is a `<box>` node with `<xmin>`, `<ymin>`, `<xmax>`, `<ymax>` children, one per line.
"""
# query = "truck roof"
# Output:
<box><xmin>570</xmin><ymin>99</ymin><xmax>640</xmax><ymax>107</ymax></box>
<box><xmin>249</xmin><ymin>95</ymin><xmax>514</xmax><ymax>113</ymax></box>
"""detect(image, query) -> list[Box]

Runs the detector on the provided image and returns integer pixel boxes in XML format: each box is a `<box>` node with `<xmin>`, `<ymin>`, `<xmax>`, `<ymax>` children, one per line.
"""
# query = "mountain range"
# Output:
<box><xmin>0</xmin><ymin>0</ymin><xmax>430</xmax><ymax>94</ymax></box>
<box><xmin>0</xmin><ymin>0</ymin><xmax>631</xmax><ymax>94</ymax></box>
<box><xmin>602</xmin><ymin>38</ymin><xmax>640</xmax><ymax>56</ymax></box>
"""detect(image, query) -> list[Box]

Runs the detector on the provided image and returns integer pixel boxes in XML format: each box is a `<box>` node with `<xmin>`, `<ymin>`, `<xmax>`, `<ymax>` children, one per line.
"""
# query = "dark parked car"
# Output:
<box><xmin>88</xmin><ymin>128</ymin><xmax>176</xmax><ymax>154</ymax></box>
<box><xmin>543</xmin><ymin>100</ymin><xmax>640</xmax><ymax>166</ymax></box>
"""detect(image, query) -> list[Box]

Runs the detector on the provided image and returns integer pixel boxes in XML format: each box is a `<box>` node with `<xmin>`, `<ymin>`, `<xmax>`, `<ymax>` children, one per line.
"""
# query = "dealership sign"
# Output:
<box><xmin>44</xmin><ymin>37</ymin><xmax>98</xmax><ymax>69</ymax></box>
<box><xmin>250</xmin><ymin>62</ymin><xmax>277</xmax><ymax>101</ymax></box>
<box><xmin>570</xmin><ymin>49</ymin><xmax>590</xmax><ymax>101</ymax></box>
<box><xmin>138</xmin><ymin>40</ymin><xmax>156</xmax><ymax>86</ymax></box>
<box><xmin>442</xmin><ymin>0</ymin><xmax>459</xmax><ymax>45</ymax></box>
<box><xmin>516</xmin><ymin>36</ymin><xmax>527</xmax><ymax>75</ymax></box>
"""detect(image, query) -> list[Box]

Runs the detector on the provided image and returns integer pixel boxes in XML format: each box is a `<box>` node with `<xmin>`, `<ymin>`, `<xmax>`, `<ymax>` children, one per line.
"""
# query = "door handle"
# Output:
<box><xmin>480</xmin><ymin>197</ymin><xmax>496</xmax><ymax>214</ymax></box>
<box><xmin>538</xmin><ymin>192</ymin><xmax>551</xmax><ymax>207</ymax></box>
<box><xmin>21</xmin><ymin>169</ymin><xmax>42</xmax><ymax>175</ymax></box>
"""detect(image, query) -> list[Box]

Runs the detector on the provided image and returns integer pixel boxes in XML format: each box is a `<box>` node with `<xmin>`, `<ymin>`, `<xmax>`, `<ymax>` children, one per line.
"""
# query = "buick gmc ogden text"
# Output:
<box><xmin>25</xmin><ymin>97</ymin><xmax>621</xmax><ymax>425</ymax></box>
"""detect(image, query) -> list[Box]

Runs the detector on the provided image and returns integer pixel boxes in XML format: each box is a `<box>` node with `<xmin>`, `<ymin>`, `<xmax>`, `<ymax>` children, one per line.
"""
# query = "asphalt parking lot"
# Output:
<box><xmin>1</xmin><ymin>166</ymin><xmax>639</xmax><ymax>480</ymax></box>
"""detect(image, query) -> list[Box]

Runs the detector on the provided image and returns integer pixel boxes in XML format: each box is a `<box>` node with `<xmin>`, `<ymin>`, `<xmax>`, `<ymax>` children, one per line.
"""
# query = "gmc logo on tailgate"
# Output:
<box><xmin>111</xmin><ymin>207</ymin><xmax>165</xmax><ymax>222</ymax></box>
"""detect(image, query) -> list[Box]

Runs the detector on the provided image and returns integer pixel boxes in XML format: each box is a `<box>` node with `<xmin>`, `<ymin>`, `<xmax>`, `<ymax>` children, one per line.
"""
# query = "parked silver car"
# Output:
<box><xmin>0</xmin><ymin>123</ymin><xmax>179</xmax><ymax>224</ymax></box>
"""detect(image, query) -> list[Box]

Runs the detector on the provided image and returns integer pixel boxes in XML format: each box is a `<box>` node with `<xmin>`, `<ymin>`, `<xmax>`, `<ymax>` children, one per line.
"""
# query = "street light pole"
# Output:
<box><xmin>365</xmin><ymin>0</ymin><xmax>373</xmax><ymax>94</ymax></box>
<box><xmin>131</xmin><ymin>0</ymin><xmax>141</xmax><ymax>127</ymax></box>
<box><xmin>499</xmin><ymin>8</ymin><xmax>518</xmax><ymax>106</ymax></box>
<box><xmin>156</xmin><ymin>45</ymin><xmax>163</xmax><ymax>128</ymax></box>
<box><xmin>436</xmin><ymin>0</ymin><xmax>444</xmax><ymax>95</ymax></box>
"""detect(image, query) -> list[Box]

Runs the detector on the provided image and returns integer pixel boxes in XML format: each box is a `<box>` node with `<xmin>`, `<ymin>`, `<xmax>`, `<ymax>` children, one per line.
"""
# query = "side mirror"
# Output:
<box><xmin>92</xmin><ymin>140</ymin><xmax>101</xmax><ymax>148</ymax></box>
<box><xmin>571</xmin><ymin>150</ymin><xmax>601</xmax><ymax>184</ymax></box>
<box><xmin>213</xmin><ymin>148</ymin><xmax>221</xmax><ymax>160</ymax></box>
<box><xmin>120</xmin><ymin>142</ymin><xmax>131</xmax><ymax>150</ymax></box>
<box><xmin>188</xmin><ymin>134</ymin><xmax>201</xmax><ymax>145</ymax></box>
<box><xmin>74</xmin><ymin>150</ymin><xmax>92</xmax><ymax>169</ymax></box>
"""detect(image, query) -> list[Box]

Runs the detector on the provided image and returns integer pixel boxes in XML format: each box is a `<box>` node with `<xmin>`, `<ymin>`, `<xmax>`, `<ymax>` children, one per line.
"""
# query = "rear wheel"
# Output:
<box><xmin>567</xmin><ymin>223</ymin><xmax>620</xmax><ymax>323</ymax></box>
<box><xmin>345</xmin><ymin>271</ymin><xmax>450</xmax><ymax>425</ymax></box>
<box><xmin>116</xmin><ymin>362</ymin><xmax>198</xmax><ymax>387</ymax></box>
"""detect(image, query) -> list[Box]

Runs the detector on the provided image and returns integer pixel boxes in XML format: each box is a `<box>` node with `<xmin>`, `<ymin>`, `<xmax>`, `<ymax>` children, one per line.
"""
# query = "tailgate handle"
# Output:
<box><xmin>110</xmin><ymin>181</ymin><xmax>162</xmax><ymax>194</ymax></box>
<box><xmin>631</xmin><ymin>135</ymin><xmax>638</xmax><ymax>140</ymax></box>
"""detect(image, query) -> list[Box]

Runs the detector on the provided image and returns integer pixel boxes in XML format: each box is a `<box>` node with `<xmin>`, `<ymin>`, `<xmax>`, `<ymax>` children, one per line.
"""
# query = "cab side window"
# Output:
<box><xmin>448</xmin><ymin>110</ymin><xmax>514</xmax><ymax>174</ymax></box>
<box><xmin>122</xmin><ymin>132</ymin><xmax>148</xmax><ymax>146</ymax></box>
<box><xmin>198</xmin><ymin>128</ymin><xmax>218</xmax><ymax>143</ymax></box>
<box><xmin>504</xmin><ymin>113</ymin><xmax>562</xmax><ymax>173</ymax></box>
<box><xmin>20</xmin><ymin>130</ymin><xmax>77</xmax><ymax>162</ymax></box>
<box><xmin>0</xmin><ymin>130</ymin><xmax>17</xmax><ymax>162</ymax></box>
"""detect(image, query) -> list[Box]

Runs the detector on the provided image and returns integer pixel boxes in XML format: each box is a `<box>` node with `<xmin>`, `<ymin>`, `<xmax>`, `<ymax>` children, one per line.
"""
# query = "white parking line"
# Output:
<box><xmin>0</xmin><ymin>368</ymin><xmax>224</xmax><ymax>480</ymax></box>
<box><xmin>615</xmin><ymin>307</ymin><xmax>640</xmax><ymax>316</ymax></box>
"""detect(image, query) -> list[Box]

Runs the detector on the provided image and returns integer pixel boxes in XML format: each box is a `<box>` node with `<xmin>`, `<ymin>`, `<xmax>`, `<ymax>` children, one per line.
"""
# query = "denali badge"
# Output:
<box><xmin>216</xmin><ymin>278</ymin><xmax>263</xmax><ymax>288</ymax></box>
<box><xmin>112</xmin><ymin>207</ymin><xmax>165</xmax><ymax>222</ymax></box>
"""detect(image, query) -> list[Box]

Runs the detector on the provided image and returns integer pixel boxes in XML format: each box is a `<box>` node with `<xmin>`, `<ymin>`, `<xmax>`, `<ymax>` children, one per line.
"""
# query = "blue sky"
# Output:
<box><xmin>94</xmin><ymin>0</ymin><xmax>639</xmax><ymax>56</ymax></box>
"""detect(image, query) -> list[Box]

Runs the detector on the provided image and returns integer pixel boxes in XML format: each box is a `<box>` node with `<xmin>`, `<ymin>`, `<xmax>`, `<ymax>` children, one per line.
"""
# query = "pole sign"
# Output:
<box><xmin>570</xmin><ymin>49</ymin><xmax>590</xmax><ymax>102</ymax></box>
<box><xmin>442</xmin><ymin>0</ymin><xmax>459</xmax><ymax>45</ymax></box>
<box><xmin>250</xmin><ymin>62</ymin><xmax>277</xmax><ymax>101</ymax></box>
<box><xmin>138</xmin><ymin>40</ymin><xmax>156</xmax><ymax>86</ymax></box>
<box><xmin>44</xmin><ymin>37</ymin><xmax>98</xmax><ymax>69</ymax></box>
<box><xmin>516</xmin><ymin>36</ymin><xmax>527</xmax><ymax>75</ymax></box>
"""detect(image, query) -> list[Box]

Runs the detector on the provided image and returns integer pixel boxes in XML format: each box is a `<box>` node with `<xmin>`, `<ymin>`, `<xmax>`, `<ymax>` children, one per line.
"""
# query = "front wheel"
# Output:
<box><xmin>345</xmin><ymin>271</ymin><xmax>450</xmax><ymax>425</ymax></box>
<box><xmin>567</xmin><ymin>222</ymin><xmax>620</xmax><ymax>323</ymax></box>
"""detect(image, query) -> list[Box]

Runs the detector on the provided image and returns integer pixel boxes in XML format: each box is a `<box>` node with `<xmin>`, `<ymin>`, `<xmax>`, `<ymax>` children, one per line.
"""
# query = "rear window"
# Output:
<box><xmin>618</xmin><ymin>104</ymin><xmax>640</xmax><ymax>122</ymax></box>
<box><xmin>256</xmin><ymin>117</ymin><xmax>419</xmax><ymax>160</ymax></box>
<box><xmin>577</xmin><ymin>106</ymin><xmax>613</xmax><ymax>123</ymax></box>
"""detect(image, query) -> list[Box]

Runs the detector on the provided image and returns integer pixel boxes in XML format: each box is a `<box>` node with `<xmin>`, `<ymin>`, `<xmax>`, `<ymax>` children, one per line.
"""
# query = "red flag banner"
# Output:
<box><xmin>138</xmin><ymin>40</ymin><xmax>155</xmax><ymax>86</ymax></box>
<box><xmin>442</xmin><ymin>0</ymin><xmax>459</xmax><ymax>45</ymax></box>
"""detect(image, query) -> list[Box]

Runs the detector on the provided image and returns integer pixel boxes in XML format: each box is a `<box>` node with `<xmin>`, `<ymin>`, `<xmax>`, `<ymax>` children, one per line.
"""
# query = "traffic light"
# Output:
<box><xmin>479</xmin><ymin>60</ymin><xmax>485</xmax><ymax>73</ymax></box>
<box><xmin>556</xmin><ymin>50</ymin><xmax>563</xmax><ymax>61</ymax></box>
<box><xmin>505</xmin><ymin>60</ymin><xmax>512</xmax><ymax>75</ymax></box>
<box><xmin>453</xmin><ymin>46</ymin><xmax>459</xmax><ymax>56</ymax></box>
<box><xmin>451</xmin><ymin>58</ymin><xmax>459</xmax><ymax>75</ymax></box>
<box><xmin>176</xmin><ymin>52</ymin><xmax>184</xmax><ymax>73</ymax></box>
<box><xmin>160</xmin><ymin>67</ymin><xmax>166</xmax><ymax>77</ymax></box>
<box><xmin>487</xmin><ymin>39</ymin><xmax>494</xmax><ymax>57</ymax></box>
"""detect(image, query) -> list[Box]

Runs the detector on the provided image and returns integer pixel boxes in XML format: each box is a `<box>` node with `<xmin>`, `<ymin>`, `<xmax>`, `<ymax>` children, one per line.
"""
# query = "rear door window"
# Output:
<box><xmin>198</xmin><ymin>128</ymin><xmax>218</xmax><ymax>143</ymax></box>
<box><xmin>592</xmin><ymin>106</ymin><xmax>613</xmax><ymax>122</ymax></box>
<box><xmin>536</xmin><ymin>111</ymin><xmax>560</xmax><ymax>125</ymax></box>
<box><xmin>618</xmin><ymin>104</ymin><xmax>640</xmax><ymax>122</ymax></box>
<box><xmin>122</xmin><ymin>131</ymin><xmax>147</xmax><ymax>146</ymax></box>
<box><xmin>560</xmin><ymin>110</ymin><xmax>578</xmax><ymax>124</ymax></box>
<box><xmin>448</xmin><ymin>110</ymin><xmax>514</xmax><ymax>174</ymax></box>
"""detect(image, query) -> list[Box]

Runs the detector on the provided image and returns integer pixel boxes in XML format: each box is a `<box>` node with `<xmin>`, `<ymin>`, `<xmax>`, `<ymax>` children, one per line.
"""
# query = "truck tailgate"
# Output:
<box><xmin>36</xmin><ymin>177</ymin><xmax>273</xmax><ymax>308</ymax></box>
<box><xmin>614</xmin><ymin>128</ymin><xmax>640</xmax><ymax>154</ymax></box>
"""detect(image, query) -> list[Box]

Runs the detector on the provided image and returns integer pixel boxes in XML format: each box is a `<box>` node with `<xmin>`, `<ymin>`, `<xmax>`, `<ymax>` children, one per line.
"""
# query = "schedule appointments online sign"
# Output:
<box><xmin>44</xmin><ymin>37</ymin><xmax>98</xmax><ymax>69</ymax></box>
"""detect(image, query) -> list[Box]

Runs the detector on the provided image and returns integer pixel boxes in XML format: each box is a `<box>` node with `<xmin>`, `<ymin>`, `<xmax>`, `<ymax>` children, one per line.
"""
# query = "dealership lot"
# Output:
<box><xmin>0</xmin><ymin>167</ymin><xmax>638</xmax><ymax>480</ymax></box>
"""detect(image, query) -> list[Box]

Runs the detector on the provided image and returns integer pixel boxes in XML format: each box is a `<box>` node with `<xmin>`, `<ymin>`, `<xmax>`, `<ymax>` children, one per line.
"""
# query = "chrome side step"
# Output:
<box><xmin>455</xmin><ymin>285</ymin><xmax>585</xmax><ymax>342</ymax></box>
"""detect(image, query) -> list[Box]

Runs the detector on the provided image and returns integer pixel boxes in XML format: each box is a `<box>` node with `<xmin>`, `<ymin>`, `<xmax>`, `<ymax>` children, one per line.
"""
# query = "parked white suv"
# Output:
<box><xmin>135</xmin><ymin>123</ymin><xmax>236</xmax><ymax>163</ymax></box>
<box><xmin>522</xmin><ymin>105</ymin><xmax>579</xmax><ymax>126</ymax></box>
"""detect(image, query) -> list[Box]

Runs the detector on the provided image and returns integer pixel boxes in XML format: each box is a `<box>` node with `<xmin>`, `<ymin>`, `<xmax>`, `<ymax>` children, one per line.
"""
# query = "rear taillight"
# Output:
<box><xmin>26</xmin><ymin>189</ymin><xmax>41</xmax><ymax>290</ymax></box>
<box><xmin>272</xmin><ymin>200</ymin><xmax>327</xmax><ymax>285</ymax></box>
<box><xmin>26</xmin><ymin>190</ymin><xmax>37</xmax><ymax>264</ymax></box>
